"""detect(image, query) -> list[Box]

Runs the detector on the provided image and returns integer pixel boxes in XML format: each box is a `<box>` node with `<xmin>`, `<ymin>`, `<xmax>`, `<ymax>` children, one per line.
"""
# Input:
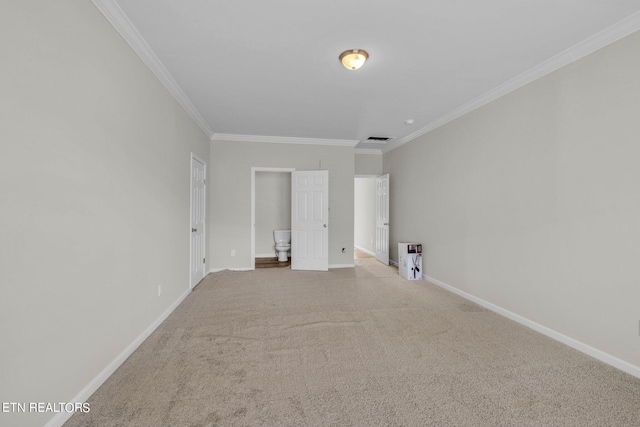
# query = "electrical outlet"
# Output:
<box><xmin>158</xmin><ymin>283</ymin><xmax>163</xmax><ymax>297</ymax></box>
<box><xmin>231</xmin><ymin>250</ymin><xmax>236</xmax><ymax>257</ymax></box>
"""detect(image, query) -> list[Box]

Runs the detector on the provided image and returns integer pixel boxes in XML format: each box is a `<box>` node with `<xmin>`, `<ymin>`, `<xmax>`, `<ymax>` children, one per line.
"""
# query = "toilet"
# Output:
<box><xmin>273</xmin><ymin>229</ymin><xmax>291</xmax><ymax>262</ymax></box>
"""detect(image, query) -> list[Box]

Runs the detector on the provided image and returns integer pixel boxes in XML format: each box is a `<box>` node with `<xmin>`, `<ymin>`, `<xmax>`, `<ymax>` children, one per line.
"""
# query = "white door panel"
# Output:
<box><xmin>291</xmin><ymin>170</ymin><xmax>328</xmax><ymax>271</ymax></box>
<box><xmin>190</xmin><ymin>156</ymin><xmax>206</xmax><ymax>288</ymax></box>
<box><xmin>375</xmin><ymin>174</ymin><xmax>390</xmax><ymax>265</ymax></box>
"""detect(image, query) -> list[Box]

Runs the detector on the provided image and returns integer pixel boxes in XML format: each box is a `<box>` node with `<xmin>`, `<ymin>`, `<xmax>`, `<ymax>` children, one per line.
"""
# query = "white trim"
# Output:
<box><xmin>354</xmin><ymin>245</ymin><xmax>376</xmax><ymax>257</ymax></box>
<box><xmin>44</xmin><ymin>288</ymin><xmax>191</xmax><ymax>427</ymax></box>
<box><xmin>191</xmin><ymin>153</ymin><xmax>207</xmax><ymax>168</ymax></box>
<box><xmin>355</xmin><ymin>148</ymin><xmax>383</xmax><ymax>155</ymax></box>
<box><xmin>390</xmin><ymin>259</ymin><xmax>398</xmax><ymax>267</ymax></box>
<box><xmin>382</xmin><ymin>12</ymin><xmax>640</xmax><ymax>154</ymax></box>
<box><xmin>251</xmin><ymin>167</ymin><xmax>295</xmax><ymax>270</ymax></box>
<box><xmin>91</xmin><ymin>0</ymin><xmax>214</xmax><ymax>138</ymax></box>
<box><xmin>256</xmin><ymin>253</ymin><xmax>277</xmax><ymax>258</ymax></box>
<box><xmin>425</xmin><ymin>275</ymin><xmax>640</xmax><ymax>380</ymax></box>
<box><xmin>213</xmin><ymin>133</ymin><xmax>359</xmax><ymax>147</ymax></box>
<box><xmin>329</xmin><ymin>264</ymin><xmax>355</xmax><ymax>269</ymax></box>
<box><xmin>94</xmin><ymin>2</ymin><xmax>640</xmax><ymax>155</ymax></box>
<box><xmin>568</xmin><ymin>11</ymin><xmax>640</xmax><ymax>60</ymax></box>
<box><xmin>212</xmin><ymin>264</ymin><xmax>353</xmax><ymax>270</ymax></box>
<box><xmin>211</xmin><ymin>264</ymin><xmax>352</xmax><ymax>270</ymax></box>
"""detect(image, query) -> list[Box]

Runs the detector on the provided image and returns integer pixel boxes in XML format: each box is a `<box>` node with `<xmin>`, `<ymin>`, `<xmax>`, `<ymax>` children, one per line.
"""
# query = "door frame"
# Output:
<box><xmin>190</xmin><ymin>153</ymin><xmax>207</xmax><ymax>289</ymax></box>
<box><xmin>353</xmin><ymin>175</ymin><xmax>378</xmax><ymax>257</ymax></box>
<box><xmin>250</xmin><ymin>167</ymin><xmax>295</xmax><ymax>270</ymax></box>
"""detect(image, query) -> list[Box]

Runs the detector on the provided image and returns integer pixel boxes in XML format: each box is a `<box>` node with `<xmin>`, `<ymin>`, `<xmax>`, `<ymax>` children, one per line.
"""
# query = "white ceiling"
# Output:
<box><xmin>94</xmin><ymin>1</ymin><xmax>640</xmax><ymax>153</ymax></box>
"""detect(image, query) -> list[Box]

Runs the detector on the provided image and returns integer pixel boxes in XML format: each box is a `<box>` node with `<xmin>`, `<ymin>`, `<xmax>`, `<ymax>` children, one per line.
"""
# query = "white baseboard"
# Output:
<box><xmin>329</xmin><ymin>264</ymin><xmax>355</xmax><ymax>269</ymax></box>
<box><xmin>354</xmin><ymin>245</ymin><xmax>376</xmax><ymax>257</ymax></box>
<box><xmin>211</xmin><ymin>265</ymin><xmax>355</xmax><ymax>271</ymax></box>
<box><xmin>44</xmin><ymin>287</ymin><xmax>192</xmax><ymax>427</ymax></box>
<box><xmin>210</xmin><ymin>267</ymin><xmax>253</xmax><ymax>272</ymax></box>
<box><xmin>256</xmin><ymin>253</ymin><xmax>276</xmax><ymax>258</ymax></box>
<box><xmin>425</xmin><ymin>275</ymin><xmax>640</xmax><ymax>380</ymax></box>
<box><xmin>390</xmin><ymin>259</ymin><xmax>398</xmax><ymax>267</ymax></box>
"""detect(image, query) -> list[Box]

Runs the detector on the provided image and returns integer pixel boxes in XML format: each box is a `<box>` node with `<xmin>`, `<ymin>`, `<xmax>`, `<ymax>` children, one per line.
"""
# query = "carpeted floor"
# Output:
<box><xmin>66</xmin><ymin>257</ymin><xmax>640</xmax><ymax>426</ymax></box>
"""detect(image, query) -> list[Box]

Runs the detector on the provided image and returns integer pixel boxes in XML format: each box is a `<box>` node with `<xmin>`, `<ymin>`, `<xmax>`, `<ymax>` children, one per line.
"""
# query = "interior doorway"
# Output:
<box><xmin>251</xmin><ymin>167</ymin><xmax>295</xmax><ymax>269</ymax></box>
<box><xmin>354</xmin><ymin>176</ymin><xmax>377</xmax><ymax>257</ymax></box>
<box><xmin>354</xmin><ymin>174</ymin><xmax>390</xmax><ymax>265</ymax></box>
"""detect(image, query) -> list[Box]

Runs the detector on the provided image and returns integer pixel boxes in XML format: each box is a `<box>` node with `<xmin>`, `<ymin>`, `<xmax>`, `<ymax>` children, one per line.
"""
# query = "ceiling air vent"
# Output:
<box><xmin>365</xmin><ymin>136</ymin><xmax>393</xmax><ymax>143</ymax></box>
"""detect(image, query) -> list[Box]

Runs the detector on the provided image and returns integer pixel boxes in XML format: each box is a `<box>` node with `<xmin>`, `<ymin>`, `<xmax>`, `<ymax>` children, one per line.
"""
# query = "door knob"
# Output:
<box><xmin>323</xmin><ymin>224</ymin><xmax>327</xmax><ymax>228</ymax></box>
<box><xmin>384</xmin><ymin>223</ymin><xmax>389</xmax><ymax>226</ymax></box>
<box><xmin>192</xmin><ymin>228</ymin><xmax>197</xmax><ymax>232</ymax></box>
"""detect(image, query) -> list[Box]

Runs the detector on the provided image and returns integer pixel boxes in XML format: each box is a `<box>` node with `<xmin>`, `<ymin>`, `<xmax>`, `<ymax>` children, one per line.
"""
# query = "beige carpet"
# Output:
<box><xmin>66</xmin><ymin>258</ymin><xmax>640</xmax><ymax>426</ymax></box>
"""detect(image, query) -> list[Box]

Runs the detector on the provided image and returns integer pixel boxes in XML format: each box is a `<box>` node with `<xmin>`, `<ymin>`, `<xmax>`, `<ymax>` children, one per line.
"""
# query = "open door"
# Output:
<box><xmin>291</xmin><ymin>170</ymin><xmax>329</xmax><ymax>271</ymax></box>
<box><xmin>375</xmin><ymin>174</ymin><xmax>390</xmax><ymax>265</ymax></box>
<box><xmin>190</xmin><ymin>155</ymin><xmax>206</xmax><ymax>288</ymax></box>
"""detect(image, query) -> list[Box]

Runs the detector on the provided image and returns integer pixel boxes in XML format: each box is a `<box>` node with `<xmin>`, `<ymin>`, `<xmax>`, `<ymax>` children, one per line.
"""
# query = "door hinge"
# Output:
<box><xmin>203</xmin><ymin>258</ymin><xmax>205</xmax><ymax>264</ymax></box>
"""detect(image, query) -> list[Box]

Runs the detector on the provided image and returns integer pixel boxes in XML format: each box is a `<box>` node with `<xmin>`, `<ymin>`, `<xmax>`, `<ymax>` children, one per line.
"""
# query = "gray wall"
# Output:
<box><xmin>0</xmin><ymin>2</ymin><xmax>210</xmax><ymax>426</ymax></box>
<box><xmin>384</xmin><ymin>30</ymin><xmax>640</xmax><ymax>370</ymax></box>
<box><xmin>354</xmin><ymin>177</ymin><xmax>377</xmax><ymax>253</ymax></box>
<box><xmin>210</xmin><ymin>140</ymin><xmax>355</xmax><ymax>269</ymax></box>
<box><xmin>355</xmin><ymin>152</ymin><xmax>383</xmax><ymax>176</ymax></box>
<box><xmin>256</xmin><ymin>172</ymin><xmax>291</xmax><ymax>256</ymax></box>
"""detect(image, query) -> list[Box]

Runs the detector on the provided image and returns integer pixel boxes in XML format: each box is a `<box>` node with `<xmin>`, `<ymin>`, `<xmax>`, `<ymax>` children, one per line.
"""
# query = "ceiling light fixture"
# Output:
<box><xmin>339</xmin><ymin>49</ymin><xmax>369</xmax><ymax>70</ymax></box>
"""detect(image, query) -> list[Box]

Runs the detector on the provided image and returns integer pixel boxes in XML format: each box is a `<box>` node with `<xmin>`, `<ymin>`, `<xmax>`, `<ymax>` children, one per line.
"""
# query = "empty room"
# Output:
<box><xmin>2</xmin><ymin>1</ymin><xmax>640</xmax><ymax>426</ymax></box>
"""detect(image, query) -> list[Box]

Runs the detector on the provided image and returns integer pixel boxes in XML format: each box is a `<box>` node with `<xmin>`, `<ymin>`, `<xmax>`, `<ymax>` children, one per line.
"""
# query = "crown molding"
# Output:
<box><xmin>355</xmin><ymin>148</ymin><xmax>383</xmax><ymax>155</ymax></box>
<box><xmin>382</xmin><ymin>11</ymin><xmax>640</xmax><ymax>154</ymax></box>
<box><xmin>93</xmin><ymin>1</ymin><xmax>640</xmax><ymax>153</ymax></box>
<box><xmin>91</xmin><ymin>0</ymin><xmax>214</xmax><ymax>138</ymax></box>
<box><xmin>212</xmin><ymin>133</ymin><xmax>359</xmax><ymax>147</ymax></box>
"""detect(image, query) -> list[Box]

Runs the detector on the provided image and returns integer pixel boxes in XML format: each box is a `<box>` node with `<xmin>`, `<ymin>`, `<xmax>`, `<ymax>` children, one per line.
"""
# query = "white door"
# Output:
<box><xmin>375</xmin><ymin>174</ymin><xmax>390</xmax><ymax>265</ymax></box>
<box><xmin>190</xmin><ymin>156</ymin><xmax>206</xmax><ymax>288</ymax></box>
<box><xmin>291</xmin><ymin>170</ymin><xmax>329</xmax><ymax>271</ymax></box>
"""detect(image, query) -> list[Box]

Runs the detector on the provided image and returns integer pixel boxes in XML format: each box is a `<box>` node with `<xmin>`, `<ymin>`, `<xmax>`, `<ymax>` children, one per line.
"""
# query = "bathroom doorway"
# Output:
<box><xmin>354</xmin><ymin>176</ymin><xmax>377</xmax><ymax>258</ymax></box>
<box><xmin>251</xmin><ymin>167</ymin><xmax>294</xmax><ymax>269</ymax></box>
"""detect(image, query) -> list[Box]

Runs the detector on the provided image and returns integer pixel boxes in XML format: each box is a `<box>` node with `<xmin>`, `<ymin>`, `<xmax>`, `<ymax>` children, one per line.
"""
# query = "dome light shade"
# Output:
<box><xmin>339</xmin><ymin>49</ymin><xmax>369</xmax><ymax>70</ymax></box>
